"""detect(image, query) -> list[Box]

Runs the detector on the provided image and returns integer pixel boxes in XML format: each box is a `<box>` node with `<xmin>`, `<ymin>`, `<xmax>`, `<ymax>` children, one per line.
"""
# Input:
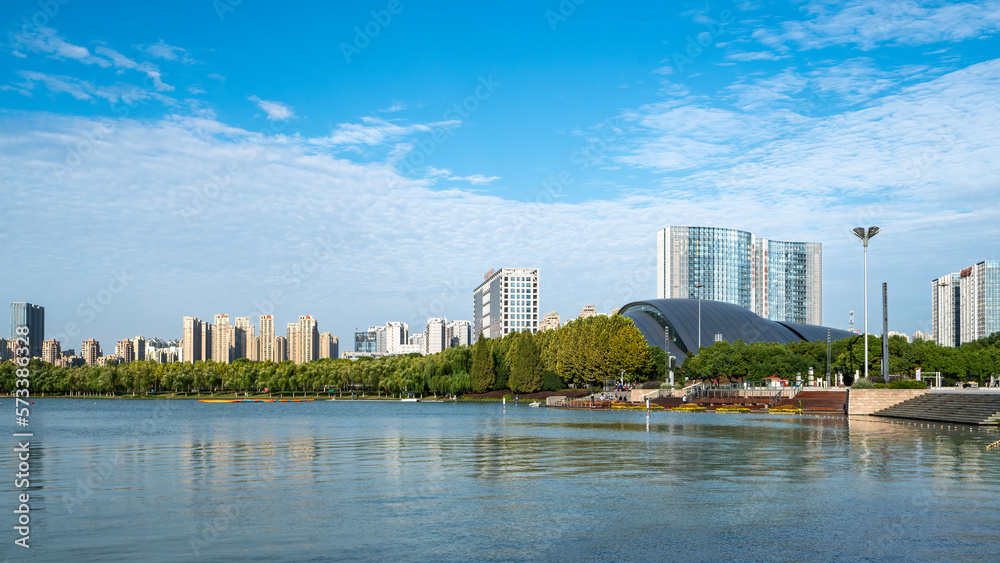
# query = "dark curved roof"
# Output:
<box><xmin>619</xmin><ymin>299</ymin><xmax>855</xmax><ymax>364</ymax></box>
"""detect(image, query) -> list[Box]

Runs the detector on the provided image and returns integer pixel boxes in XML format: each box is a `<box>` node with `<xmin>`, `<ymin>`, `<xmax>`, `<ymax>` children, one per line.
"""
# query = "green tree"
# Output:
<box><xmin>470</xmin><ymin>335</ymin><xmax>495</xmax><ymax>393</ymax></box>
<box><xmin>508</xmin><ymin>330</ymin><xmax>543</xmax><ymax>394</ymax></box>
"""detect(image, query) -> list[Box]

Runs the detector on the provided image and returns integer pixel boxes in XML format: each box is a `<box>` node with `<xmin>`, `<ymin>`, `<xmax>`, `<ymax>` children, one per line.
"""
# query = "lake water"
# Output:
<box><xmin>4</xmin><ymin>398</ymin><xmax>1000</xmax><ymax>562</ymax></box>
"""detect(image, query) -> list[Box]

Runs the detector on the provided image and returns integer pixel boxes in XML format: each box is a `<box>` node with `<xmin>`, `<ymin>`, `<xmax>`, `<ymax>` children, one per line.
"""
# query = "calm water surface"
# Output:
<box><xmin>4</xmin><ymin>398</ymin><xmax>1000</xmax><ymax>562</ymax></box>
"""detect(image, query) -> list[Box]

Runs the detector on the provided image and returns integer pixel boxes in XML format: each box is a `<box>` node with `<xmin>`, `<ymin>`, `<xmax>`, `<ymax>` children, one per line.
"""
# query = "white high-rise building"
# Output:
<box><xmin>932</xmin><ymin>273</ymin><xmax>961</xmax><ymax>347</ymax></box>
<box><xmin>473</xmin><ymin>267</ymin><xmax>540</xmax><ymax>342</ymax></box>
<box><xmin>425</xmin><ymin>318</ymin><xmax>446</xmax><ymax>354</ymax></box>
<box><xmin>385</xmin><ymin>322</ymin><xmax>409</xmax><ymax>355</ymax></box>
<box><xmin>935</xmin><ymin>260</ymin><xmax>1000</xmax><ymax>347</ymax></box>
<box><xmin>446</xmin><ymin>320</ymin><xmax>471</xmax><ymax>347</ymax></box>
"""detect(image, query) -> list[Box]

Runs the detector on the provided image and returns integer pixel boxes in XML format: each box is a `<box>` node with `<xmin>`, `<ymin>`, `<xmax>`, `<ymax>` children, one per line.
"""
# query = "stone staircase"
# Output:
<box><xmin>774</xmin><ymin>390</ymin><xmax>847</xmax><ymax>413</ymax></box>
<box><xmin>872</xmin><ymin>393</ymin><xmax>1000</xmax><ymax>425</ymax></box>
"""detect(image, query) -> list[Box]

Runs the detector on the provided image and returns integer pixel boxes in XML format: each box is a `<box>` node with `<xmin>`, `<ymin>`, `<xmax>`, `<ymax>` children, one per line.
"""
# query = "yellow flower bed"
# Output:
<box><xmin>715</xmin><ymin>407</ymin><xmax>751</xmax><ymax>413</ymax></box>
<box><xmin>671</xmin><ymin>405</ymin><xmax>706</xmax><ymax>411</ymax></box>
<box><xmin>768</xmin><ymin>408</ymin><xmax>802</xmax><ymax>414</ymax></box>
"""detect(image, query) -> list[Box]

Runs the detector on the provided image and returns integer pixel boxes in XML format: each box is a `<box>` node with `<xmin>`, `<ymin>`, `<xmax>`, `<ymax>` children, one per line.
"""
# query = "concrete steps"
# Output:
<box><xmin>873</xmin><ymin>393</ymin><xmax>1000</xmax><ymax>425</ymax></box>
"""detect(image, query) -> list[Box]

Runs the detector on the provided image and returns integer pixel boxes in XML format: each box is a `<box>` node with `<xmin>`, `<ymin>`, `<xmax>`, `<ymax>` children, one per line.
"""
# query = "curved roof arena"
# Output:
<box><xmin>619</xmin><ymin>299</ymin><xmax>856</xmax><ymax>365</ymax></box>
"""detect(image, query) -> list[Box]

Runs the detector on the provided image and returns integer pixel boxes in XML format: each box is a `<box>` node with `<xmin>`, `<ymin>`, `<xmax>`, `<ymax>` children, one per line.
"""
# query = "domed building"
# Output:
<box><xmin>618</xmin><ymin>299</ymin><xmax>855</xmax><ymax>365</ymax></box>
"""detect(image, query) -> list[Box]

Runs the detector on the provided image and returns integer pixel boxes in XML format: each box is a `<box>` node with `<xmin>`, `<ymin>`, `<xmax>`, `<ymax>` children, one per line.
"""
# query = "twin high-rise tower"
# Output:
<box><xmin>656</xmin><ymin>226</ymin><xmax>823</xmax><ymax>325</ymax></box>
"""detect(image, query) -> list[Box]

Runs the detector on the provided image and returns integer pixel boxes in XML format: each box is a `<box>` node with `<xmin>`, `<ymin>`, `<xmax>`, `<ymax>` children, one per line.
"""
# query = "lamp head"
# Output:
<box><xmin>867</xmin><ymin>226</ymin><xmax>880</xmax><ymax>238</ymax></box>
<box><xmin>852</xmin><ymin>227</ymin><xmax>866</xmax><ymax>240</ymax></box>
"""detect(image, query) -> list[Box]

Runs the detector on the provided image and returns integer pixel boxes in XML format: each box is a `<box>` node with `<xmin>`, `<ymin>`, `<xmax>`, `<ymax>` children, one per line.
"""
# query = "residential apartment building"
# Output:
<box><xmin>319</xmin><ymin>333</ymin><xmax>339</xmax><ymax>359</ymax></box>
<box><xmin>42</xmin><ymin>338</ymin><xmax>61</xmax><ymax>364</ymax></box>
<box><xmin>446</xmin><ymin>320</ymin><xmax>471</xmax><ymax>347</ymax></box>
<box><xmin>579</xmin><ymin>305</ymin><xmax>598</xmax><ymax>319</ymax></box>
<box><xmin>288</xmin><ymin>315</ymin><xmax>319</xmax><ymax>364</ymax></box>
<box><xmin>181</xmin><ymin>317</ymin><xmax>205</xmax><ymax>364</ymax></box>
<box><xmin>213</xmin><ymin>314</ymin><xmax>231</xmax><ymax>363</ymax></box>
<box><xmin>656</xmin><ymin>226</ymin><xmax>823</xmax><ymax>325</ymax></box>
<box><xmin>259</xmin><ymin>315</ymin><xmax>275</xmax><ymax>362</ymax></box>
<box><xmin>116</xmin><ymin>339</ymin><xmax>135</xmax><ymax>363</ymax></box>
<box><xmin>538</xmin><ymin>311</ymin><xmax>561</xmax><ymax>332</ymax></box>
<box><xmin>82</xmin><ymin>338</ymin><xmax>102</xmax><ymax>366</ymax></box>
<box><xmin>425</xmin><ymin>318</ymin><xmax>447</xmax><ymax>355</ymax></box>
<box><xmin>473</xmin><ymin>267</ymin><xmax>540</xmax><ymax>342</ymax></box>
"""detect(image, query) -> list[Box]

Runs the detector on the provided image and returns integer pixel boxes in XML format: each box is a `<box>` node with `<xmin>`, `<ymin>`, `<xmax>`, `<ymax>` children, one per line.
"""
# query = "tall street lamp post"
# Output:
<box><xmin>852</xmin><ymin>226</ymin><xmax>880</xmax><ymax>381</ymax></box>
<box><xmin>694</xmin><ymin>283</ymin><xmax>705</xmax><ymax>352</ymax></box>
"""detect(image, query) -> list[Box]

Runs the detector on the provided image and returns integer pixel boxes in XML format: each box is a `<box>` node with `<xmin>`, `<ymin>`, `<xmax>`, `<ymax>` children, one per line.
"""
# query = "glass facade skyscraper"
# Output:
<box><xmin>10</xmin><ymin>302</ymin><xmax>44</xmax><ymax>358</ymax></box>
<box><xmin>657</xmin><ymin>227</ymin><xmax>822</xmax><ymax>325</ymax></box>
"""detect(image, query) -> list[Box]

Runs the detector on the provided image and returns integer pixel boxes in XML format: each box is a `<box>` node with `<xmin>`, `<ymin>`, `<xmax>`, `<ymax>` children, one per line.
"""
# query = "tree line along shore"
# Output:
<box><xmin>3</xmin><ymin>316</ymin><xmax>1000</xmax><ymax>398</ymax></box>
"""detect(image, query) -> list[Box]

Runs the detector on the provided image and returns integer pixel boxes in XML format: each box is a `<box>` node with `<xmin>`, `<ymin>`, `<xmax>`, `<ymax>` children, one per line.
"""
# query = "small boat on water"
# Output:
<box><xmin>528</xmin><ymin>401</ymin><xmax>542</xmax><ymax>407</ymax></box>
<box><xmin>401</xmin><ymin>398</ymin><xmax>420</xmax><ymax>402</ymax></box>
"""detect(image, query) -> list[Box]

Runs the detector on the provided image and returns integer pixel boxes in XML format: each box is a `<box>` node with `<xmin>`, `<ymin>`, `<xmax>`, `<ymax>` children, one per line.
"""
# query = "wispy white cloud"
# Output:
<box><xmin>771</xmin><ymin>0</ymin><xmax>1000</xmax><ymax>51</ymax></box>
<box><xmin>93</xmin><ymin>46</ymin><xmax>173</xmax><ymax>91</ymax></box>
<box><xmin>725</xmin><ymin>50</ymin><xmax>786</xmax><ymax>62</ymax></box>
<box><xmin>140</xmin><ymin>40</ymin><xmax>194</xmax><ymax>63</ymax></box>
<box><xmin>249</xmin><ymin>95</ymin><xmax>295</xmax><ymax>120</ymax></box>
<box><xmin>448</xmin><ymin>174</ymin><xmax>500</xmax><ymax>185</ymax></box>
<box><xmin>10</xmin><ymin>26</ymin><xmax>108</xmax><ymax>66</ymax></box>
<box><xmin>308</xmin><ymin>116</ymin><xmax>460</xmax><ymax>149</ymax></box>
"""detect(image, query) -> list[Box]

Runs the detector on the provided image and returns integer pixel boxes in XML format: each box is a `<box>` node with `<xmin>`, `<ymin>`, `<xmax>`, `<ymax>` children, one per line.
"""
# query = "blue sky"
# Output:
<box><xmin>2</xmin><ymin>0</ymin><xmax>1000</xmax><ymax>350</ymax></box>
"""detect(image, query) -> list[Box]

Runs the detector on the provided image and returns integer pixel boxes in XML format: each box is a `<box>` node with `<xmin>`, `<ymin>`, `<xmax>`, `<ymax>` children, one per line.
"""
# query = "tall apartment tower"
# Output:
<box><xmin>656</xmin><ymin>226</ymin><xmax>823</xmax><ymax>325</ymax></box>
<box><xmin>298</xmin><ymin>315</ymin><xmax>319</xmax><ymax>364</ymax></box>
<box><xmin>934</xmin><ymin>260</ymin><xmax>1000</xmax><ymax>347</ymax></box>
<box><xmin>446</xmin><ymin>320</ymin><xmax>471</xmax><ymax>348</ymax></box>
<box><xmin>287</xmin><ymin>323</ymin><xmax>299</xmax><ymax>363</ymax></box>
<box><xmin>259</xmin><ymin>315</ymin><xmax>275</xmax><ymax>362</ymax></box>
<box><xmin>274</xmin><ymin>336</ymin><xmax>288</xmax><ymax>362</ymax></box>
<box><xmin>213</xmin><ymin>314</ymin><xmax>231</xmax><ymax>363</ymax></box>
<box><xmin>579</xmin><ymin>305</ymin><xmax>598</xmax><ymax>319</ymax></box>
<box><xmin>473</xmin><ymin>268</ymin><xmax>540</xmax><ymax>343</ymax></box>
<box><xmin>182</xmin><ymin>317</ymin><xmax>203</xmax><ymax>364</ymax></box>
<box><xmin>82</xmin><ymin>338</ymin><xmax>102</xmax><ymax>366</ymax></box>
<box><xmin>10</xmin><ymin>302</ymin><xmax>44</xmax><ymax>357</ymax></box>
<box><xmin>201</xmin><ymin>321</ymin><xmax>213</xmax><ymax>362</ymax></box>
<box><xmin>233</xmin><ymin>317</ymin><xmax>252</xmax><ymax>360</ymax></box>
<box><xmin>42</xmin><ymin>338</ymin><xmax>61</xmax><ymax>364</ymax></box>
<box><xmin>116</xmin><ymin>339</ymin><xmax>135</xmax><ymax>363</ymax></box>
<box><xmin>132</xmin><ymin>336</ymin><xmax>145</xmax><ymax>362</ymax></box>
<box><xmin>319</xmin><ymin>333</ymin><xmax>339</xmax><ymax>359</ymax></box>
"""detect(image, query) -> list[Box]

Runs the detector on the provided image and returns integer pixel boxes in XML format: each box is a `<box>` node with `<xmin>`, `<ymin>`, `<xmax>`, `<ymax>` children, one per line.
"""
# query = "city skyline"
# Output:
<box><xmin>3</xmin><ymin>2</ymin><xmax>1000</xmax><ymax>349</ymax></box>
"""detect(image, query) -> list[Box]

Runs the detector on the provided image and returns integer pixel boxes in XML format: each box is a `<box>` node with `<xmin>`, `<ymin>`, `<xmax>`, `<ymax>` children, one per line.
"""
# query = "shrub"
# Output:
<box><xmin>639</xmin><ymin>380</ymin><xmax>663</xmax><ymax>389</ymax></box>
<box><xmin>888</xmin><ymin>379</ymin><xmax>927</xmax><ymax>389</ymax></box>
<box><xmin>851</xmin><ymin>378</ymin><xmax>876</xmax><ymax>389</ymax></box>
